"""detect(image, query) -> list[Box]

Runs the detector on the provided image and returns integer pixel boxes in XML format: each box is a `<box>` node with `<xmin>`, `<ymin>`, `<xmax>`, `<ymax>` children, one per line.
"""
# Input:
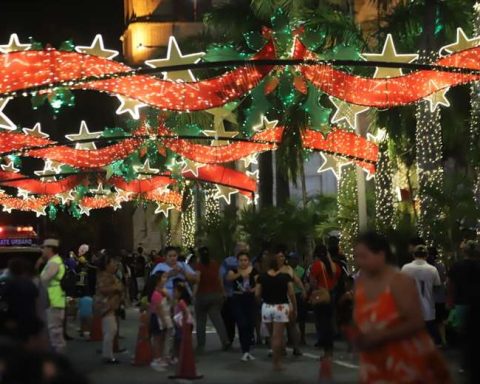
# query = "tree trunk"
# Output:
<box><xmin>258</xmin><ymin>151</ymin><xmax>273</xmax><ymax>208</ymax></box>
<box><xmin>275</xmin><ymin>153</ymin><xmax>290</xmax><ymax>207</ymax></box>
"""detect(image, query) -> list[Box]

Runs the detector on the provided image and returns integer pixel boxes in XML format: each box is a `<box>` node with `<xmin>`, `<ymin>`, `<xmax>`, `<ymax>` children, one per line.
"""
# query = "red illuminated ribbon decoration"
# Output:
<box><xmin>0</xmin><ymin>41</ymin><xmax>276</xmax><ymax>111</ymax></box>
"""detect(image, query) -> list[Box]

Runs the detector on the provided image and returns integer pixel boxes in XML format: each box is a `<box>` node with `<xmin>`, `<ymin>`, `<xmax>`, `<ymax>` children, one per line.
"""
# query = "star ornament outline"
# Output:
<box><xmin>252</xmin><ymin>115</ymin><xmax>279</xmax><ymax>132</ymax></box>
<box><xmin>115</xmin><ymin>95</ymin><xmax>146</xmax><ymax>120</ymax></box>
<box><xmin>78</xmin><ymin>204</ymin><xmax>91</xmax><ymax>216</ymax></box>
<box><xmin>317</xmin><ymin>153</ymin><xmax>352</xmax><ymax>180</ymax></box>
<box><xmin>133</xmin><ymin>159</ymin><xmax>160</xmax><ymax>179</ymax></box>
<box><xmin>0</xmin><ymin>33</ymin><xmax>31</xmax><ymax>53</ymax></box>
<box><xmin>361</xmin><ymin>34</ymin><xmax>418</xmax><ymax>78</ymax></box>
<box><xmin>57</xmin><ymin>190</ymin><xmax>75</xmax><ymax>205</ymax></box>
<box><xmin>145</xmin><ymin>36</ymin><xmax>205</xmax><ymax>82</ymax></box>
<box><xmin>1</xmin><ymin>160</ymin><xmax>20</xmax><ymax>173</ymax></box>
<box><xmin>424</xmin><ymin>81</ymin><xmax>450</xmax><ymax>112</ymax></box>
<box><xmin>213</xmin><ymin>185</ymin><xmax>239</xmax><ymax>204</ymax></box>
<box><xmin>181</xmin><ymin>159</ymin><xmax>204</xmax><ymax>177</ymax></box>
<box><xmin>329</xmin><ymin>96</ymin><xmax>369</xmax><ymax>130</ymax></box>
<box><xmin>75</xmin><ymin>34</ymin><xmax>119</xmax><ymax>60</ymax></box>
<box><xmin>65</xmin><ymin>121</ymin><xmax>102</xmax><ymax>150</ymax></box>
<box><xmin>154</xmin><ymin>202</ymin><xmax>174</xmax><ymax>216</ymax></box>
<box><xmin>0</xmin><ymin>98</ymin><xmax>16</xmax><ymax>131</ymax></box>
<box><xmin>34</xmin><ymin>159</ymin><xmax>58</xmax><ymax>182</ymax></box>
<box><xmin>23</xmin><ymin>122</ymin><xmax>49</xmax><ymax>139</ymax></box>
<box><xmin>33</xmin><ymin>205</ymin><xmax>47</xmax><ymax>218</ymax></box>
<box><xmin>440</xmin><ymin>28</ymin><xmax>480</xmax><ymax>55</ymax></box>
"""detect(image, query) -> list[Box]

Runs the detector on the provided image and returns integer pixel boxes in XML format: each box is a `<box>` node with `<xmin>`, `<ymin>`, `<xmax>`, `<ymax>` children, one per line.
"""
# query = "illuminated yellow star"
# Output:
<box><xmin>424</xmin><ymin>81</ymin><xmax>450</xmax><ymax>111</ymax></box>
<box><xmin>329</xmin><ymin>97</ymin><xmax>369</xmax><ymax>130</ymax></box>
<box><xmin>154</xmin><ymin>202</ymin><xmax>174</xmax><ymax>216</ymax></box>
<box><xmin>1</xmin><ymin>160</ymin><xmax>19</xmax><ymax>173</ymax></box>
<box><xmin>213</xmin><ymin>185</ymin><xmax>239</xmax><ymax>204</ymax></box>
<box><xmin>65</xmin><ymin>121</ymin><xmax>102</xmax><ymax>150</ymax></box>
<box><xmin>75</xmin><ymin>34</ymin><xmax>119</xmax><ymax>59</ymax></box>
<box><xmin>115</xmin><ymin>95</ymin><xmax>146</xmax><ymax>119</ymax></box>
<box><xmin>441</xmin><ymin>28</ymin><xmax>480</xmax><ymax>54</ymax></box>
<box><xmin>23</xmin><ymin>123</ymin><xmax>49</xmax><ymax>139</ymax></box>
<box><xmin>145</xmin><ymin>36</ymin><xmax>204</xmax><ymax>82</ymax></box>
<box><xmin>133</xmin><ymin>159</ymin><xmax>160</xmax><ymax>179</ymax></box>
<box><xmin>0</xmin><ymin>98</ymin><xmax>15</xmax><ymax>131</ymax></box>
<box><xmin>317</xmin><ymin>153</ymin><xmax>352</xmax><ymax>179</ymax></box>
<box><xmin>361</xmin><ymin>34</ymin><xmax>418</xmax><ymax>78</ymax></box>
<box><xmin>57</xmin><ymin>190</ymin><xmax>75</xmax><ymax>205</ymax></box>
<box><xmin>181</xmin><ymin>159</ymin><xmax>204</xmax><ymax>177</ymax></box>
<box><xmin>0</xmin><ymin>33</ymin><xmax>31</xmax><ymax>53</ymax></box>
<box><xmin>203</xmin><ymin>106</ymin><xmax>239</xmax><ymax>146</ymax></box>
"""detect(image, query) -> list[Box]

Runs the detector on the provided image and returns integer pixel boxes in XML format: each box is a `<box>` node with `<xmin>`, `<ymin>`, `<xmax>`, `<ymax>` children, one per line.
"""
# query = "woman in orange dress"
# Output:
<box><xmin>352</xmin><ymin>232</ymin><xmax>452</xmax><ymax>384</ymax></box>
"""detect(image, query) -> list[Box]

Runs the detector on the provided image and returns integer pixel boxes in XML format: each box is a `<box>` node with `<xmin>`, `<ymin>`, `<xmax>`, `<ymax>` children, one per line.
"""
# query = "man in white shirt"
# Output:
<box><xmin>401</xmin><ymin>244</ymin><xmax>441</xmax><ymax>341</ymax></box>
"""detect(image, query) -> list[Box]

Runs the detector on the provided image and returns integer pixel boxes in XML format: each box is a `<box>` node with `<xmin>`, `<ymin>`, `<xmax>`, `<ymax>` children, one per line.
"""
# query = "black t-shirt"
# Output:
<box><xmin>449</xmin><ymin>259</ymin><xmax>480</xmax><ymax>305</ymax></box>
<box><xmin>232</xmin><ymin>268</ymin><xmax>257</xmax><ymax>295</ymax></box>
<box><xmin>258</xmin><ymin>272</ymin><xmax>292</xmax><ymax>304</ymax></box>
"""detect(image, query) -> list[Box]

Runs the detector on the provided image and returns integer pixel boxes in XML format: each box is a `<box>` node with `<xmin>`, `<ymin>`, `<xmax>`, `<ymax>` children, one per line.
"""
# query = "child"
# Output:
<box><xmin>172</xmin><ymin>281</ymin><xmax>193</xmax><ymax>363</ymax></box>
<box><xmin>148</xmin><ymin>272</ymin><xmax>173</xmax><ymax>372</ymax></box>
<box><xmin>78</xmin><ymin>289</ymin><xmax>93</xmax><ymax>339</ymax></box>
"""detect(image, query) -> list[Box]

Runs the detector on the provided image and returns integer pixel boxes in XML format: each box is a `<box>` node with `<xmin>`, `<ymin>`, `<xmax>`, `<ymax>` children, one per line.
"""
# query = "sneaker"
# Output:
<box><xmin>247</xmin><ymin>353</ymin><xmax>256</xmax><ymax>361</ymax></box>
<box><xmin>241</xmin><ymin>352</ymin><xmax>250</xmax><ymax>362</ymax></box>
<box><xmin>150</xmin><ymin>361</ymin><xmax>166</xmax><ymax>372</ymax></box>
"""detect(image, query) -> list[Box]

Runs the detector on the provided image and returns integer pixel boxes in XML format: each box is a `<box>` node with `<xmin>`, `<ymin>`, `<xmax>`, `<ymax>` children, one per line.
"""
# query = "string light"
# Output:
<box><xmin>470</xmin><ymin>5</ymin><xmax>480</xmax><ymax>209</ymax></box>
<box><xmin>181</xmin><ymin>190</ymin><xmax>196</xmax><ymax>248</ymax></box>
<box><xmin>374</xmin><ymin>134</ymin><xmax>395</xmax><ymax>233</ymax></box>
<box><xmin>338</xmin><ymin>164</ymin><xmax>359</xmax><ymax>262</ymax></box>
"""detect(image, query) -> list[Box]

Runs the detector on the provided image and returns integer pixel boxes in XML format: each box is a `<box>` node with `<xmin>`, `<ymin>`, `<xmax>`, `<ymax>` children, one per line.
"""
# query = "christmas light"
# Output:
<box><xmin>360</xmin><ymin>34</ymin><xmax>418</xmax><ymax>78</ymax></box>
<box><xmin>0</xmin><ymin>98</ymin><xmax>15</xmax><ymax>131</ymax></box>
<box><xmin>0</xmin><ymin>33</ymin><xmax>31</xmax><ymax>53</ymax></box>
<box><xmin>65</xmin><ymin>121</ymin><xmax>102</xmax><ymax>150</ymax></box>
<box><xmin>75</xmin><ymin>34</ymin><xmax>119</xmax><ymax>60</ymax></box>
<box><xmin>338</xmin><ymin>164</ymin><xmax>359</xmax><ymax>261</ymax></box>
<box><xmin>329</xmin><ymin>96</ymin><xmax>369</xmax><ymax>130</ymax></box>
<box><xmin>181</xmin><ymin>190</ymin><xmax>196</xmax><ymax>248</ymax></box>
<box><xmin>317</xmin><ymin>153</ymin><xmax>352</xmax><ymax>179</ymax></box>
<box><xmin>115</xmin><ymin>95</ymin><xmax>146</xmax><ymax>119</ymax></box>
<box><xmin>145</xmin><ymin>36</ymin><xmax>205</xmax><ymax>82</ymax></box>
<box><xmin>22</xmin><ymin>122</ymin><xmax>49</xmax><ymax>139</ymax></box>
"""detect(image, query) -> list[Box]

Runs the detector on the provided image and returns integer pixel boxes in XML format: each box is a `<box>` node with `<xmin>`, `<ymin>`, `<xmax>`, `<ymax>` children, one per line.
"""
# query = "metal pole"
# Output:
<box><xmin>356</xmin><ymin>120</ymin><xmax>368</xmax><ymax>232</ymax></box>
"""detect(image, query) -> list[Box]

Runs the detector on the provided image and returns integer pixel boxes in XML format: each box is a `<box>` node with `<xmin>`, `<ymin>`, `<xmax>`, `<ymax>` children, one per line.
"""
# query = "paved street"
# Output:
<box><xmin>65</xmin><ymin>308</ymin><xmax>463</xmax><ymax>384</ymax></box>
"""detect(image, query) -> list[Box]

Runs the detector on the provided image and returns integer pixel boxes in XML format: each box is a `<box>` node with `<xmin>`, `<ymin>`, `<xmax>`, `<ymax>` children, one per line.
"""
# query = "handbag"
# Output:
<box><xmin>309</xmin><ymin>262</ymin><xmax>331</xmax><ymax>305</ymax></box>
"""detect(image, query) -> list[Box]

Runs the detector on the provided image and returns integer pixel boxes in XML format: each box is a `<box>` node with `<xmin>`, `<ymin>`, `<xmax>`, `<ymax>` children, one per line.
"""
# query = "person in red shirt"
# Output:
<box><xmin>309</xmin><ymin>244</ymin><xmax>341</xmax><ymax>358</ymax></box>
<box><xmin>194</xmin><ymin>246</ymin><xmax>230</xmax><ymax>352</ymax></box>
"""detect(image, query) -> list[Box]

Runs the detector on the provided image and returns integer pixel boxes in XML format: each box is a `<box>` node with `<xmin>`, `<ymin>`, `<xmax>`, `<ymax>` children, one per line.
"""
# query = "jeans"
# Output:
<box><xmin>102</xmin><ymin>314</ymin><xmax>118</xmax><ymax>359</ymax></box>
<box><xmin>195</xmin><ymin>292</ymin><xmax>229</xmax><ymax>348</ymax></box>
<box><xmin>46</xmin><ymin>308</ymin><xmax>66</xmax><ymax>353</ymax></box>
<box><xmin>313</xmin><ymin>302</ymin><xmax>334</xmax><ymax>353</ymax></box>
<box><xmin>221</xmin><ymin>297</ymin><xmax>236</xmax><ymax>344</ymax></box>
<box><xmin>231</xmin><ymin>294</ymin><xmax>256</xmax><ymax>353</ymax></box>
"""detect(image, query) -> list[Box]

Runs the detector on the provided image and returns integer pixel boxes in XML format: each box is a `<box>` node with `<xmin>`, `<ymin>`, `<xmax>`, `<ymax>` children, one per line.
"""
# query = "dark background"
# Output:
<box><xmin>0</xmin><ymin>0</ymin><xmax>134</xmax><ymax>253</ymax></box>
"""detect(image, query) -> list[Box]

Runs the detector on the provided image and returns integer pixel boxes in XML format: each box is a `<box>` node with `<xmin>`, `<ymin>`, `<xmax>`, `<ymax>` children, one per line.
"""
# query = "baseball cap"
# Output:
<box><xmin>42</xmin><ymin>238</ymin><xmax>59</xmax><ymax>248</ymax></box>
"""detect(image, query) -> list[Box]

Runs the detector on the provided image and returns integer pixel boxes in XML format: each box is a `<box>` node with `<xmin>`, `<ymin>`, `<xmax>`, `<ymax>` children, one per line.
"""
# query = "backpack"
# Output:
<box><xmin>60</xmin><ymin>266</ymin><xmax>77</xmax><ymax>297</ymax></box>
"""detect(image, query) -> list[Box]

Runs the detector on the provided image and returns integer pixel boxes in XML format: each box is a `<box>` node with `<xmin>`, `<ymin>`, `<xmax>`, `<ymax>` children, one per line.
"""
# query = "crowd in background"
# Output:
<box><xmin>0</xmin><ymin>231</ymin><xmax>480</xmax><ymax>382</ymax></box>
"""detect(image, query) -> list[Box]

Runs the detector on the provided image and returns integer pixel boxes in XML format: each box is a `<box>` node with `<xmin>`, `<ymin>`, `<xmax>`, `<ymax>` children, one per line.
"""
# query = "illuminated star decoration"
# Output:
<box><xmin>243</xmin><ymin>192</ymin><xmax>259</xmax><ymax>206</ymax></box>
<box><xmin>329</xmin><ymin>97</ymin><xmax>369</xmax><ymax>130</ymax></box>
<box><xmin>246</xmin><ymin>169</ymin><xmax>260</xmax><ymax>181</ymax></box>
<box><xmin>181</xmin><ymin>159</ymin><xmax>204</xmax><ymax>177</ymax></box>
<box><xmin>0</xmin><ymin>33</ymin><xmax>31</xmax><ymax>53</ymax></box>
<box><xmin>114</xmin><ymin>188</ymin><xmax>132</xmax><ymax>202</ymax></box>
<box><xmin>203</xmin><ymin>106</ymin><xmax>239</xmax><ymax>146</ymax></box>
<box><xmin>0</xmin><ymin>98</ymin><xmax>15</xmax><ymax>130</ymax></box>
<box><xmin>242</xmin><ymin>154</ymin><xmax>258</xmax><ymax>168</ymax></box>
<box><xmin>154</xmin><ymin>202</ymin><xmax>173</xmax><ymax>216</ymax></box>
<box><xmin>17</xmin><ymin>188</ymin><xmax>31</xmax><ymax>199</ymax></box>
<box><xmin>145</xmin><ymin>36</ymin><xmax>205</xmax><ymax>82</ymax></box>
<box><xmin>214</xmin><ymin>185</ymin><xmax>239</xmax><ymax>204</ymax></box>
<box><xmin>366</xmin><ymin>128</ymin><xmax>387</xmax><ymax>144</ymax></box>
<box><xmin>317</xmin><ymin>153</ymin><xmax>352</xmax><ymax>179</ymax></box>
<box><xmin>57</xmin><ymin>190</ymin><xmax>75</xmax><ymax>205</ymax></box>
<box><xmin>65</xmin><ymin>121</ymin><xmax>102</xmax><ymax>150</ymax></box>
<box><xmin>133</xmin><ymin>159</ymin><xmax>160</xmax><ymax>180</ymax></box>
<box><xmin>1</xmin><ymin>160</ymin><xmax>19</xmax><ymax>173</ymax></box>
<box><xmin>252</xmin><ymin>115</ymin><xmax>279</xmax><ymax>132</ymax></box>
<box><xmin>424</xmin><ymin>81</ymin><xmax>450</xmax><ymax>112</ymax></box>
<box><xmin>361</xmin><ymin>34</ymin><xmax>418</xmax><ymax>78</ymax></box>
<box><xmin>115</xmin><ymin>95</ymin><xmax>146</xmax><ymax>119</ymax></box>
<box><xmin>75</xmin><ymin>34</ymin><xmax>119</xmax><ymax>60</ymax></box>
<box><xmin>2</xmin><ymin>205</ymin><xmax>13</xmax><ymax>213</ymax></box>
<box><xmin>33</xmin><ymin>205</ymin><xmax>47</xmax><ymax>218</ymax></box>
<box><xmin>90</xmin><ymin>183</ymin><xmax>111</xmax><ymax>196</ymax></box>
<box><xmin>440</xmin><ymin>28</ymin><xmax>480</xmax><ymax>55</ymax></box>
<box><xmin>23</xmin><ymin>122</ymin><xmax>49</xmax><ymax>139</ymax></box>
<box><xmin>78</xmin><ymin>204</ymin><xmax>91</xmax><ymax>216</ymax></box>
<box><xmin>34</xmin><ymin>160</ymin><xmax>58</xmax><ymax>182</ymax></box>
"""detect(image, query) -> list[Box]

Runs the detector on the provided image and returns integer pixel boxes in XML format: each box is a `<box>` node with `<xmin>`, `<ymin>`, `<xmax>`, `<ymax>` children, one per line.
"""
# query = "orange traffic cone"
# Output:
<box><xmin>169</xmin><ymin>322</ymin><xmax>203</xmax><ymax>380</ymax></box>
<box><xmin>90</xmin><ymin>315</ymin><xmax>103</xmax><ymax>342</ymax></box>
<box><xmin>318</xmin><ymin>357</ymin><xmax>333</xmax><ymax>384</ymax></box>
<box><xmin>132</xmin><ymin>311</ymin><xmax>153</xmax><ymax>366</ymax></box>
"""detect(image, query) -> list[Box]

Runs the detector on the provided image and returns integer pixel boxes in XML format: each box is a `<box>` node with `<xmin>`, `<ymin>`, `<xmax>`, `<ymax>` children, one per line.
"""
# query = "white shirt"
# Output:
<box><xmin>401</xmin><ymin>259</ymin><xmax>441</xmax><ymax>321</ymax></box>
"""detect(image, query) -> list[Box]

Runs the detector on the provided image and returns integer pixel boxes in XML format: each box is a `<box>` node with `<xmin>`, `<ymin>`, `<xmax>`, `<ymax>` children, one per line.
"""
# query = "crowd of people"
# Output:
<box><xmin>0</xmin><ymin>231</ymin><xmax>479</xmax><ymax>383</ymax></box>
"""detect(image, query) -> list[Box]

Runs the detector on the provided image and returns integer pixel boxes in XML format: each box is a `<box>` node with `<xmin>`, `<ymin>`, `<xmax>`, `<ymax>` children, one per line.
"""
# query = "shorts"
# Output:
<box><xmin>150</xmin><ymin>313</ymin><xmax>164</xmax><ymax>335</ymax></box>
<box><xmin>262</xmin><ymin>303</ymin><xmax>290</xmax><ymax>323</ymax></box>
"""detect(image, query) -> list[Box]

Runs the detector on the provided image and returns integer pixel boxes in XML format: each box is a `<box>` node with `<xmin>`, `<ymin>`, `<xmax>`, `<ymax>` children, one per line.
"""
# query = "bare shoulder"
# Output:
<box><xmin>391</xmin><ymin>269</ymin><xmax>416</xmax><ymax>291</ymax></box>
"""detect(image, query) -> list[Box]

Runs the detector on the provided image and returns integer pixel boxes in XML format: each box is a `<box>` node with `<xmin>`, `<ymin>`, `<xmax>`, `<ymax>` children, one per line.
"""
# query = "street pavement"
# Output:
<box><xmin>65</xmin><ymin>308</ymin><xmax>463</xmax><ymax>384</ymax></box>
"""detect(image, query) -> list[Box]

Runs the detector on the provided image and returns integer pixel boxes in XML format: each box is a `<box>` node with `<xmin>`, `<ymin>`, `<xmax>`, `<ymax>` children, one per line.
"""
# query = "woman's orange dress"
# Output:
<box><xmin>354</xmin><ymin>283</ymin><xmax>452</xmax><ymax>384</ymax></box>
